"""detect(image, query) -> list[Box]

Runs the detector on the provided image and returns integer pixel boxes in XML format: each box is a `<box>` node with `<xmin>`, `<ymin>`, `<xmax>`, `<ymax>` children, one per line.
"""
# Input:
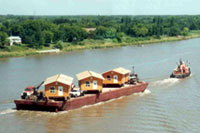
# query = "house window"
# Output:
<box><xmin>50</xmin><ymin>86</ymin><xmax>55</xmax><ymax>93</ymax></box>
<box><xmin>85</xmin><ymin>81</ymin><xmax>90</xmax><ymax>87</ymax></box>
<box><xmin>107</xmin><ymin>75</ymin><xmax>111</xmax><ymax>81</ymax></box>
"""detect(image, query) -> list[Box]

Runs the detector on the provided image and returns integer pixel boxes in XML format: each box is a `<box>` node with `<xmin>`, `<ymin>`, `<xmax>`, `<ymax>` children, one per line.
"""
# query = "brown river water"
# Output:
<box><xmin>0</xmin><ymin>38</ymin><xmax>200</xmax><ymax>132</ymax></box>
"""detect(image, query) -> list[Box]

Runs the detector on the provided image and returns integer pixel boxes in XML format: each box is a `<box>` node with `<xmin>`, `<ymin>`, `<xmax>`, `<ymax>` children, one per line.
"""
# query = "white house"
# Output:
<box><xmin>8</xmin><ymin>36</ymin><xmax>22</xmax><ymax>46</ymax></box>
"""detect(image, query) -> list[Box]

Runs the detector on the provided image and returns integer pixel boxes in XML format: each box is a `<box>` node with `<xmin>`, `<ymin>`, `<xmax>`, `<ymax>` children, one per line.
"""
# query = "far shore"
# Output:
<box><xmin>0</xmin><ymin>31</ymin><xmax>200</xmax><ymax>59</ymax></box>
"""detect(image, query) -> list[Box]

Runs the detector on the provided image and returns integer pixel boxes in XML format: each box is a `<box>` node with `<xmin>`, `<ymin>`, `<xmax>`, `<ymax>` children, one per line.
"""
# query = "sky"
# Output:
<box><xmin>0</xmin><ymin>0</ymin><xmax>200</xmax><ymax>15</ymax></box>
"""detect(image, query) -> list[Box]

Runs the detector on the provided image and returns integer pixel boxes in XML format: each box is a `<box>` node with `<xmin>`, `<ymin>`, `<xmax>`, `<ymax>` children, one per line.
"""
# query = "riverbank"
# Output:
<box><xmin>63</xmin><ymin>33</ymin><xmax>200</xmax><ymax>52</ymax></box>
<box><xmin>0</xmin><ymin>30</ymin><xmax>200</xmax><ymax>59</ymax></box>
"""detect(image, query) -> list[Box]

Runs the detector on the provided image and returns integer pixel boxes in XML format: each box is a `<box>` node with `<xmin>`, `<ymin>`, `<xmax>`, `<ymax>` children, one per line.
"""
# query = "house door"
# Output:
<box><xmin>114</xmin><ymin>75</ymin><xmax>118</xmax><ymax>83</ymax></box>
<box><xmin>93</xmin><ymin>81</ymin><xmax>97</xmax><ymax>89</ymax></box>
<box><xmin>58</xmin><ymin>86</ymin><xmax>63</xmax><ymax>96</ymax></box>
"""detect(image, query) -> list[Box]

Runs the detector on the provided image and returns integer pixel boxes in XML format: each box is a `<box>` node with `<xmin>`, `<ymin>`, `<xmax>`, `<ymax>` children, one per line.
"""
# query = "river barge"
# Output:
<box><xmin>14</xmin><ymin>82</ymin><xmax>148</xmax><ymax>112</ymax></box>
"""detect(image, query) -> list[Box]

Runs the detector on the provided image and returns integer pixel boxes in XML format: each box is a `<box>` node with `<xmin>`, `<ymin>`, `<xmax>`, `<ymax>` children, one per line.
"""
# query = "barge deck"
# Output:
<box><xmin>14</xmin><ymin>82</ymin><xmax>148</xmax><ymax>112</ymax></box>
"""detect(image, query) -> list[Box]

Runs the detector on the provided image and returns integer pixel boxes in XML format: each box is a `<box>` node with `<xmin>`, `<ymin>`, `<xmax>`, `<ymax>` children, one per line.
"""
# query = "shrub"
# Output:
<box><xmin>54</xmin><ymin>41</ymin><xmax>64</xmax><ymax>50</ymax></box>
<box><xmin>113</xmin><ymin>38</ymin><xmax>118</xmax><ymax>43</ymax></box>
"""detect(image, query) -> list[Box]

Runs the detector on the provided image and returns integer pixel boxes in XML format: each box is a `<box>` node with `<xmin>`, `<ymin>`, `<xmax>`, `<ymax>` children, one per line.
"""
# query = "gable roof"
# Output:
<box><xmin>113</xmin><ymin>67</ymin><xmax>131</xmax><ymax>75</ymax></box>
<box><xmin>83</xmin><ymin>28</ymin><xmax>96</xmax><ymax>32</ymax></box>
<box><xmin>103</xmin><ymin>67</ymin><xmax>131</xmax><ymax>75</ymax></box>
<box><xmin>76</xmin><ymin>70</ymin><xmax>104</xmax><ymax>80</ymax></box>
<box><xmin>8</xmin><ymin>36</ymin><xmax>21</xmax><ymax>40</ymax></box>
<box><xmin>44</xmin><ymin>74</ymin><xmax>73</xmax><ymax>86</ymax></box>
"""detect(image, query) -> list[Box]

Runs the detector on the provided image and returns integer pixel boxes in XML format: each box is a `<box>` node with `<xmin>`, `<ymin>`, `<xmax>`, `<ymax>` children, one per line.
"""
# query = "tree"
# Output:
<box><xmin>182</xmin><ymin>27</ymin><xmax>189</xmax><ymax>36</ymax></box>
<box><xmin>95</xmin><ymin>26</ymin><xmax>107</xmax><ymax>38</ymax></box>
<box><xmin>0</xmin><ymin>24</ymin><xmax>7</xmax><ymax>33</ymax></box>
<box><xmin>116</xmin><ymin>32</ymin><xmax>125</xmax><ymax>42</ymax></box>
<box><xmin>54</xmin><ymin>40</ymin><xmax>64</xmax><ymax>50</ymax></box>
<box><xmin>95</xmin><ymin>26</ymin><xmax>117</xmax><ymax>39</ymax></box>
<box><xmin>121</xmin><ymin>17</ymin><xmax>132</xmax><ymax>25</ymax></box>
<box><xmin>1</xmin><ymin>15</ymin><xmax>199</xmax><ymax>49</ymax></box>
<box><xmin>59</xmin><ymin>24</ymin><xmax>87</xmax><ymax>43</ymax></box>
<box><xmin>2</xmin><ymin>21</ymin><xmax>11</xmax><ymax>30</ymax></box>
<box><xmin>189</xmin><ymin>21</ymin><xmax>198</xmax><ymax>30</ymax></box>
<box><xmin>24</xmin><ymin>36</ymin><xmax>34</xmax><ymax>47</ymax></box>
<box><xmin>34</xmin><ymin>31</ymin><xmax>45</xmax><ymax>48</ymax></box>
<box><xmin>152</xmin><ymin>17</ymin><xmax>164</xmax><ymax>37</ymax></box>
<box><xmin>9</xmin><ymin>24</ymin><xmax>23</xmax><ymax>36</ymax></box>
<box><xmin>0</xmin><ymin>32</ymin><xmax>9</xmax><ymax>47</ymax></box>
<box><xmin>168</xmin><ymin>25</ymin><xmax>180</xmax><ymax>36</ymax></box>
<box><xmin>105</xmin><ymin>28</ymin><xmax>117</xmax><ymax>38</ymax></box>
<box><xmin>131</xmin><ymin>24</ymin><xmax>148</xmax><ymax>37</ymax></box>
<box><xmin>42</xmin><ymin>31</ymin><xmax>53</xmax><ymax>44</ymax></box>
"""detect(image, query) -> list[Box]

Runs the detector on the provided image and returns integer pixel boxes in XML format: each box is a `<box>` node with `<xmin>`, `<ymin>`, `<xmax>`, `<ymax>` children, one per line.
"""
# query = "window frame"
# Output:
<box><xmin>50</xmin><ymin>86</ymin><xmax>56</xmax><ymax>94</ymax></box>
<box><xmin>107</xmin><ymin>75</ymin><xmax>111</xmax><ymax>81</ymax></box>
<box><xmin>85</xmin><ymin>81</ymin><xmax>90</xmax><ymax>87</ymax></box>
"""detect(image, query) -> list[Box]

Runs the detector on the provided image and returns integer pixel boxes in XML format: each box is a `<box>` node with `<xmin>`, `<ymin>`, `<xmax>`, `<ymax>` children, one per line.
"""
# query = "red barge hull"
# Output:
<box><xmin>14</xmin><ymin>82</ymin><xmax>148</xmax><ymax>112</ymax></box>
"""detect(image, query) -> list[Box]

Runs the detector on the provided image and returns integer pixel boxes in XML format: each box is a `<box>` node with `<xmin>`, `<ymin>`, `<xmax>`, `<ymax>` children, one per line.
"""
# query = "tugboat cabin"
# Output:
<box><xmin>102</xmin><ymin>67</ymin><xmax>130</xmax><ymax>86</ymax></box>
<box><xmin>44</xmin><ymin>74</ymin><xmax>73</xmax><ymax>100</ymax></box>
<box><xmin>76</xmin><ymin>71</ymin><xmax>104</xmax><ymax>93</ymax></box>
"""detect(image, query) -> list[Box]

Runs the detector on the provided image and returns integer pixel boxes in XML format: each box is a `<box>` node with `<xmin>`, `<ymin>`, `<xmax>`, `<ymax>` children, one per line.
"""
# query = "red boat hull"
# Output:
<box><xmin>14</xmin><ymin>82</ymin><xmax>148</xmax><ymax>112</ymax></box>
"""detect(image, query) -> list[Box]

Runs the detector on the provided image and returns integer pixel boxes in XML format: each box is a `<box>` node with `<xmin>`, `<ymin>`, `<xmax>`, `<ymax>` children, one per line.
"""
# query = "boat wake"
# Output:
<box><xmin>150</xmin><ymin>78</ymin><xmax>180</xmax><ymax>88</ymax></box>
<box><xmin>133</xmin><ymin>89</ymin><xmax>151</xmax><ymax>96</ymax></box>
<box><xmin>81</xmin><ymin>101</ymin><xmax>106</xmax><ymax>109</ymax></box>
<box><xmin>0</xmin><ymin>109</ymin><xmax>16</xmax><ymax>116</ymax></box>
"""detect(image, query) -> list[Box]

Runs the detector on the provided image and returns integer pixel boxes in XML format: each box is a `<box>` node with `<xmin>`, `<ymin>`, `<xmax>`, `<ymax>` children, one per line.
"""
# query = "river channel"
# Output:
<box><xmin>0</xmin><ymin>38</ymin><xmax>200</xmax><ymax>132</ymax></box>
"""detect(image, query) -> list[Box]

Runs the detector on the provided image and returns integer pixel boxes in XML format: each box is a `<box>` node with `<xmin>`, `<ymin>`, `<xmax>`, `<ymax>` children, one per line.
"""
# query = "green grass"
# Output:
<box><xmin>0</xmin><ymin>45</ymin><xmax>49</xmax><ymax>58</ymax></box>
<box><xmin>62</xmin><ymin>31</ymin><xmax>200</xmax><ymax>52</ymax></box>
<box><xmin>189</xmin><ymin>30</ymin><xmax>200</xmax><ymax>35</ymax></box>
<box><xmin>1</xmin><ymin>30</ymin><xmax>200</xmax><ymax>58</ymax></box>
<box><xmin>0</xmin><ymin>50</ymin><xmax>37</xmax><ymax>58</ymax></box>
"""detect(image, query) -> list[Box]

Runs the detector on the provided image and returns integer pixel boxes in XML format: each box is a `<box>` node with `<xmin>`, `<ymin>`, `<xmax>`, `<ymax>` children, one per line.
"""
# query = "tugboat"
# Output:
<box><xmin>170</xmin><ymin>60</ymin><xmax>191</xmax><ymax>78</ymax></box>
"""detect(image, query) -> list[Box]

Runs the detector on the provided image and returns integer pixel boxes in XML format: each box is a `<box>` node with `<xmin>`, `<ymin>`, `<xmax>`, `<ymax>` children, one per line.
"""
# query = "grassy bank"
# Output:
<box><xmin>1</xmin><ymin>30</ymin><xmax>200</xmax><ymax>59</ymax></box>
<box><xmin>0</xmin><ymin>45</ymin><xmax>53</xmax><ymax>58</ymax></box>
<box><xmin>62</xmin><ymin>30</ymin><xmax>200</xmax><ymax>52</ymax></box>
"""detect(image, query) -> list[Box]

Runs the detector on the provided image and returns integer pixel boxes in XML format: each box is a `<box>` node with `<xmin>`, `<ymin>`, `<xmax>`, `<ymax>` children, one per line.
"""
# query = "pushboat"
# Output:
<box><xmin>170</xmin><ymin>60</ymin><xmax>191</xmax><ymax>78</ymax></box>
<box><xmin>170</xmin><ymin>68</ymin><xmax>191</xmax><ymax>78</ymax></box>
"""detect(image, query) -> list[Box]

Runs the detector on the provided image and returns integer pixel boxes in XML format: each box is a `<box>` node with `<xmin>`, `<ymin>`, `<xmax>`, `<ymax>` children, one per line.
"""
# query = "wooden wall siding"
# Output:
<box><xmin>125</xmin><ymin>74</ymin><xmax>129</xmax><ymax>82</ymax></box>
<box><xmin>103</xmin><ymin>71</ymin><xmax>129</xmax><ymax>85</ymax></box>
<box><xmin>79</xmin><ymin>77</ymin><xmax>103</xmax><ymax>91</ymax></box>
<box><xmin>45</xmin><ymin>82</ymin><xmax>71</xmax><ymax>98</ymax></box>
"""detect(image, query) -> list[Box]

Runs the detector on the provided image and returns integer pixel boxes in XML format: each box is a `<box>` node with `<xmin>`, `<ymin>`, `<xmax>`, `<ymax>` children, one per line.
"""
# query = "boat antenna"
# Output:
<box><xmin>189</xmin><ymin>61</ymin><xmax>190</xmax><ymax>65</ymax></box>
<box><xmin>186</xmin><ymin>60</ymin><xmax>188</xmax><ymax>66</ymax></box>
<box><xmin>132</xmin><ymin>66</ymin><xmax>135</xmax><ymax>74</ymax></box>
<box><xmin>179</xmin><ymin>58</ymin><xmax>182</xmax><ymax>64</ymax></box>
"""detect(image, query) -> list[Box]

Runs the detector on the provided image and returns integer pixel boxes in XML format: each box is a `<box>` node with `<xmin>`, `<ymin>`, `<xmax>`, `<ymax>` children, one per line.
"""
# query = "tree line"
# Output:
<box><xmin>0</xmin><ymin>15</ymin><xmax>200</xmax><ymax>48</ymax></box>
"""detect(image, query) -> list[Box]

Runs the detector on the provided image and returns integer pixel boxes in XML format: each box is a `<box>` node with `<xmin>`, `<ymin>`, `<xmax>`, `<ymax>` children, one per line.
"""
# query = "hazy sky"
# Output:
<box><xmin>0</xmin><ymin>0</ymin><xmax>200</xmax><ymax>15</ymax></box>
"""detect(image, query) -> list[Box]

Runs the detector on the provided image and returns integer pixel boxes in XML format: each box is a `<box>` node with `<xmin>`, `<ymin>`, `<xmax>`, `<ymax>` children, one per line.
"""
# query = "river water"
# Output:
<box><xmin>0</xmin><ymin>38</ymin><xmax>200</xmax><ymax>132</ymax></box>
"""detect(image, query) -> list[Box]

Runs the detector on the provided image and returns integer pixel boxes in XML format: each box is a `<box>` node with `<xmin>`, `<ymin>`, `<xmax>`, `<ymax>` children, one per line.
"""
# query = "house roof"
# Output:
<box><xmin>44</xmin><ymin>74</ymin><xmax>73</xmax><ymax>86</ymax></box>
<box><xmin>76</xmin><ymin>71</ymin><xmax>104</xmax><ymax>80</ymax></box>
<box><xmin>83</xmin><ymin>28</ymin><xmax>96</xmax><ymax>32</ymax></box>
<box><xmin>8</xmin><ymin>36</ymin><xmax>21</xmax><ymax>39</ymax></box>
<box><xmin>103</xmin><ymin>67</ymin><xmax>131</xmax><ymax>75</ymax></box>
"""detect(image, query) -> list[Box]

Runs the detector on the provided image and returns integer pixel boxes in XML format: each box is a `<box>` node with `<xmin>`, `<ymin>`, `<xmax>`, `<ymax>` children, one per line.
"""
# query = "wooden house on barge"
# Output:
<box><xmin>44</xmin><ymin>74</ymin><xmax>73</xmax><ymax>100</ymax></box>
<box><xmin>102</xmin><ymin>67</ymin><xmax>130</xmax><ymax>87</ymax></box>
<box><xmin>77</xmin><ymin>71</ymin><xmax>104</xmax><ymax>93</ymax></box>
